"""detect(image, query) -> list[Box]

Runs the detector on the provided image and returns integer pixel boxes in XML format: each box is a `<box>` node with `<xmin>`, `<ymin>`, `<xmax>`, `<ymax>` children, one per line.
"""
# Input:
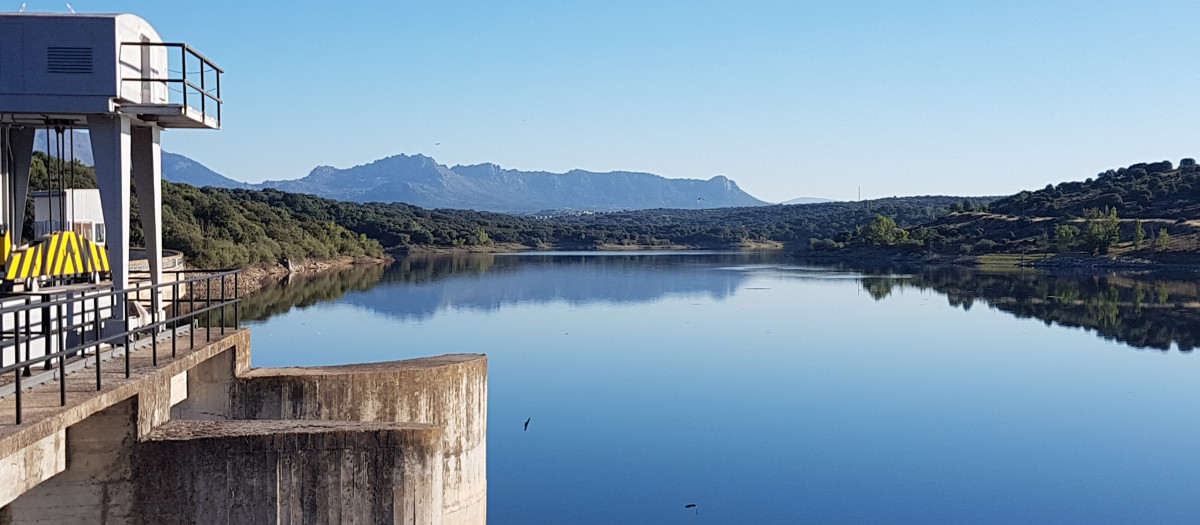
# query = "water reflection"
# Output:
<box><xmin>245</xmin><ymin>251</ymin><xmax>782</xmax><ymax>322</ymax></box>
<box><xmin>243</xmin><ymin>252</ymin><xmax>1200</xmax><ymax>353</ymax></box>
<box><xmin>243</xmin><ymin>251</ymin><xmax>1200</xmax><ymax>523</ymax></box>
<box><xmin>858</xmin><ymin>267</ymin><xmax>1200</xmax><ymax>352</ymax></box>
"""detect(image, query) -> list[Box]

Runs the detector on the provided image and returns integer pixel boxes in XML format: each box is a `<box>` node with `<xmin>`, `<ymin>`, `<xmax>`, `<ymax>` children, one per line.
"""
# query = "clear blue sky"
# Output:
<box><xmin>28</xmin><ymin>1</ymin><xmax>1200</xmax><ymax>202</ymax></box>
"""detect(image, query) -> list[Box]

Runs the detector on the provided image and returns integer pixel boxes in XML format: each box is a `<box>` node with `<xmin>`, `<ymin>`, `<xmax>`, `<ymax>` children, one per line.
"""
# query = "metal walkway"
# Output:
<box><xmin>0</xmin><ymin>270</ymin><xmax>241</xmax><ymax>425</ymax></box>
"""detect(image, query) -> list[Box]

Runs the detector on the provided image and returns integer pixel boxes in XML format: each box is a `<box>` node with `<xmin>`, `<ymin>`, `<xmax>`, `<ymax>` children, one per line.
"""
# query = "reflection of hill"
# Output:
<box><xmin>860</xmin><ymin>268</ymin><xmax>1200</xmax><ymax>352</ymax></box>
<box><xmin>245</xmin><ymin>252</ymin><xmax>773</xmax><ymax>323</ymax></box>
<box><xmin>345</xmin><ymin>252</ymin><xmax>765</xmax><ymax>321</ymax></box>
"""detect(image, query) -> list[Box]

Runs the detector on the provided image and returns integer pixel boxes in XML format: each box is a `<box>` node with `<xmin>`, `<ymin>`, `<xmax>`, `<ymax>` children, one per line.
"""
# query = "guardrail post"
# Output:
<box><xmin>13</xmin><ymin>301</ymin><xmax>21</xmax><ymax>424</ymax></box>
<box><xmin>172</xmin><ymin>281</ymin><xmax>179</xmax><ymax>357</ymax></box>
<box><xmin>189</xmin><ymin>279</ymin><xmax>195</xmax><ymax>349</ymax></box>
<box><xmin>150</xmin><ymin>284</ymin><xmax>158</xmax><ymax>368</ymax></box>
<box><xmin>22</xmin><ymin>301</ymin><xmax>30</xmax><ymax>370</ymax></box>
<box><xmin>94</xmin><ymin>296</ymin><xmax>101</xmax><ymax>391</ymax></box>
<box><xmin>234</xmin><ymin>272</ymin><xmax>240</xmax><ymax>328</ymax></box>
<box><xmin>124</xmin><ymin>290</ymin><xmax>131</xmax><ymax>378</ymax></box>
<box><xmin>14</xmin><ymin>361</ymin><xmax>21</xmax><ymax>424</ymax></box>
<box><xmin>37</xmin><ymin>297</ymin><xmax>50</xmax><ymax>377</ymax></box>
<box><xmin>220</xmin><ymin>274</ymin><xmax>226</xmax><ymax>335</ymax></box>
<box><xmin>205</xmin><ymin>277</ymin><xmax>211</xmax><ymax>342</ymax></box>
<box><xmin>57</xmin><ymin>303</ymin><xmax>65</xmax><ymax>407</ymax></box>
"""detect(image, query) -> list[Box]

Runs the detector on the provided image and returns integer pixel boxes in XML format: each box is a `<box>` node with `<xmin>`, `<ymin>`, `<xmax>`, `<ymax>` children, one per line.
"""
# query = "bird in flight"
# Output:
<box><xmin>524</xmin><ymin>417</ymin><xmax>531</xmax><ymax>431</ymax></box>
<box><xmin>684</xmin><ymin>503</ymin><xmax>698</xmax><ymax>515</ymax></box>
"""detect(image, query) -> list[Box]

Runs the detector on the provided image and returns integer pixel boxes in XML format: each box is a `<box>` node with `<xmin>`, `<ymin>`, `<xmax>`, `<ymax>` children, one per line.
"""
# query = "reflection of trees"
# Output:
<box><xmin>245</xmin><ymin>251</ymin><xmax>780</xmax><ymax>322</ymax></box>
<box><xmin>859</xmin><ymin>268</ymin><xmax>1200</xmax><ymax>352</ymax></box>
<box><xmin>241</xmin><ymin>265</ymin><xmax>386</xmax><ymax>321</ymax></box>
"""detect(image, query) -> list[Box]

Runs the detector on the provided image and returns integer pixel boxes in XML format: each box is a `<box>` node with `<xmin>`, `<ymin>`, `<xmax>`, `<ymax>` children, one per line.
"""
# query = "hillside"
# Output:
<box><xmin>21</xmin><ymin>152</ymin><xmax>383</xmax><ymax>268</ymax></box>
<box><xmin>990</xmin><ymin>159</ymin><xmax>1200</xmax><ymax>218</ymax></box>
<box><xmin>209</xmin><ymin>189</ymin><xmax>971</xmax><ymax>251</ymax></box>
<box><xmin>831</xmin><ymin>158</ymin><xmax>1200</xmax><ymax>260</ymax></box>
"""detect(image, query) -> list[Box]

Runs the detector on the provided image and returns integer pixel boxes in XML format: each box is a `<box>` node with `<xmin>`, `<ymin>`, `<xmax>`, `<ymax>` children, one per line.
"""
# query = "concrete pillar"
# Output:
<box><xmin>6</xmin><ymin>398</ymin><xmax>137</xmax><ymax>523</ymax></box>
<box><xmin>0</xmin><ymin>126</ymin><xmax>35</xmax><ymax>245</ymax></box>
<box><xmin>88</xmin><ymin>115</ymin><xmax>131</xmax><ymax>302</ymax></box>
<box><xmin>130</xmin><ymin>125</ymin><xmax>162</xmax><ymax>288</ymax></box>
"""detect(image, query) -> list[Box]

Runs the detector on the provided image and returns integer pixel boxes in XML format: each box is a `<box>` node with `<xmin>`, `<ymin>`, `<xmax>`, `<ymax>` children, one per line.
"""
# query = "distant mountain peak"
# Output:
<box><xmin>164</xmin><ymin>152</ymin><xmax>769</xmax><ymax>212</ymax></box>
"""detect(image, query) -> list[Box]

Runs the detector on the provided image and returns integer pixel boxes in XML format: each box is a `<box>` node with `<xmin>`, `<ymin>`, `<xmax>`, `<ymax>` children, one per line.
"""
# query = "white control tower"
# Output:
<box><xmin>0</xmin><ymin>12</ymin><xmax>222</xmax><ymax>296</ymax></box>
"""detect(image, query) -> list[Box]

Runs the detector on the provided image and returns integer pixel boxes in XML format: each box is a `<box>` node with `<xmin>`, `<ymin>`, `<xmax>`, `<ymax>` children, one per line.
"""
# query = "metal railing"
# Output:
<box><xmin>119</xmin><ymin>42</ymin><xmax>223</xmax><ymax>127</ymax></box>
<box><xmin>0</xmin><ymin>270</ymin><xmax>241</xmax><ymax>424</ymax></box>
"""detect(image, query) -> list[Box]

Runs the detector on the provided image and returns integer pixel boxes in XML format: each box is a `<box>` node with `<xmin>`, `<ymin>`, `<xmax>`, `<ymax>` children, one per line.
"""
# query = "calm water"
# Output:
<box><xmin>244</xmin><ymin>252</ymin><xmax>1200</xmax><ymax>524</ymax></box>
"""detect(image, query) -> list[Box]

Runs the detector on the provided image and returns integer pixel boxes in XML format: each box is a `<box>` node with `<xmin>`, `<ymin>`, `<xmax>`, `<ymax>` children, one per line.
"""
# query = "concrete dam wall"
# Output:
<box><xmin>0</xmin><ymin>329</ymin><xmax>487</xmax><ymax>524</ymax></box>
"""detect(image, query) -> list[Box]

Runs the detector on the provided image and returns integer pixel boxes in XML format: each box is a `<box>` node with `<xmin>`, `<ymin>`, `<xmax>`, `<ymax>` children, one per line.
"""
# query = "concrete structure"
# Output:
<box><xmin>0</xmin><ymin>328</ymin><xmax>487</xmax><ymax>524</ymax></box>
<box><xmin>0</xmin><ymin>12</ymin><xmax>222</xmax><ymax>297</ymax></box>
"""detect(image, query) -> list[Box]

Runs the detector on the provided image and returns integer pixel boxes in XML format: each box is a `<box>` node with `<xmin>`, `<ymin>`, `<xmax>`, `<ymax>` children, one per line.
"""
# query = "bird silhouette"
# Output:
<box><xmin>684</xmin><ymin>503</ymin><xmax>698</xmax><ymax>515</ymax></box>
<box><xmin>524</xmin><ymin>417</ymin><xmax>531</xmax><ymax>431</ymax></box>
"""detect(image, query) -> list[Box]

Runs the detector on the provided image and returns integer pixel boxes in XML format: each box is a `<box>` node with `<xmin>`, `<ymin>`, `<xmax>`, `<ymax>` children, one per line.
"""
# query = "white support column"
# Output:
<box><xmin>89</xmin><ymin>115</ymin><xmax>132</xmax><ymax>299</ymax></box>
<box><xmin>131</xmin><ymin>125</ymin><xmax>162</xmax><ymax>288</ymax></box>
<box><xmin>2</xmin><ymin>126</ymin><xmax>35</xmax><ymax>244</ymax></box>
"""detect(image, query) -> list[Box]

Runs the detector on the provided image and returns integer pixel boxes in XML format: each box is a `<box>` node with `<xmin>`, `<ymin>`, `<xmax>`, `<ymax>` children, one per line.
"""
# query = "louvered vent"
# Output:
<box><xmin>46</xmin><ymin>47</ymin><xmax>94</xmax><ymax>74</ymax></box>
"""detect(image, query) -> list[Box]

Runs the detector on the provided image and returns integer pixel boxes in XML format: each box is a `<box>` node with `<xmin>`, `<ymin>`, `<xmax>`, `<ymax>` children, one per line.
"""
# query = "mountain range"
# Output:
<box><xmin>32</xmin><ymin>133</ymin><xmax>827</xmax><ymax>212</ymax></box>
<box><xmin>157</xmin><ymin>153</ymin><xmax>774</xmax><ymax>213</ymax></box>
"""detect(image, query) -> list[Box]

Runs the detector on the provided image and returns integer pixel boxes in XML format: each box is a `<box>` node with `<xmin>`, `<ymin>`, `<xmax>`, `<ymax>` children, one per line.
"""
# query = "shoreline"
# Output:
<box><xmin>389</xmin><ymin>239</ymin><xmax>787</xmax><ymax>255</ymax></box>
<box><xmin>800</xmin><ymin>248</ymin><xmax>1200</xmax><ymax>276</ymax></box>
<box><xmin>225</xmin><ymin>244</ymin><xmax>1200</xmax><ymax>299</ymax></box>
<box><xmin>233</xmin><ymin>254</ymin><xmax>394</xmax><ymax>296</ymax></box>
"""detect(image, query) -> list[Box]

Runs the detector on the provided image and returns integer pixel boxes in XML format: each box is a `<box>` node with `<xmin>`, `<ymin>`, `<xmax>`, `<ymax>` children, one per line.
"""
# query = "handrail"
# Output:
<box><xmin>0</xmin><ymin>269</ymin><xmax>242</xmax><ymax>424</ymax></box>
<box><xmin>117</xmin><ymin>42</ymin><xmax>223</xmax><ymax>127</ymax></box>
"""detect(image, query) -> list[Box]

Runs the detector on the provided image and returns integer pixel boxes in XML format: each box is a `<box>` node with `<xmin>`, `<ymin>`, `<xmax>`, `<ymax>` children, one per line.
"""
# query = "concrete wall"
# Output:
<box><xmin>232</xmin><ymin>354</ymin><xmax>488</xmax><ymax>525</ymax></box>
<box><xmin>131</xmin><ymin>420</ymin><xmax>443</xmax><ymax>525</ymax></box>
<box><xmin>0</xmin><ymin>328</ymin><xmax>485</xmax><ymax>525</ymax></box>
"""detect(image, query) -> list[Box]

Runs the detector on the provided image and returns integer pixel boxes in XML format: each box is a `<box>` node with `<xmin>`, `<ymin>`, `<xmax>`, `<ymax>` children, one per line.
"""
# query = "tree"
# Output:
<box><xmin>1082</xmin><ymin>206</ymin><xmax>1120</xmax><ymax>254</ymax></box>
<box><xmin>1054</xmin><ymin>224</ymin><xmax>1079</xmax><ymax>252</ymax></box>
<box><xmin>863</xmin><ymin>214</ymin><xmax>907</xmax><ymax>244</ymax></box>
<box><xmin>1155</xmin><ymin>228</ymin><xmax>1170</xmax><ymax>252</ymax></box>
<box><xmin>1132</xmin><ymin>219</ymin><xmax>1145</xmax><ymax>249</ymax></box>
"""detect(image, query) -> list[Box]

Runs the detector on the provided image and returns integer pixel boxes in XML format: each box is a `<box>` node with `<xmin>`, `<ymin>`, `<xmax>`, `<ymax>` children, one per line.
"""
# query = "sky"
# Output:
<box><xmin>19</xmin><ymin>1</ymin><xmax>1200</xmax><ymax>202</ymax></box>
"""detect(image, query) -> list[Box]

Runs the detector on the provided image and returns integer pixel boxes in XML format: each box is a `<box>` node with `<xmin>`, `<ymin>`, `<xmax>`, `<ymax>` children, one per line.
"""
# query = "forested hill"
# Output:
<box><xmin>991</xmin><ymin>159</ymin><xmax>1200</xmax><ymax>218</ymax></box>
<box><xmin>212</xmin><ymin>189</ymin><xmax>970</xmax><ymax>251</ymax></box>
<box><xmin>832</xmin><ymin>158</ymin><xmax>1200</xmax><ymax>258</ymax></box>
<box><xmin>23</xmin><ymin>151</ymin><xmax>981</xmax><ymax>268</ymax></box>
<box><xmin>543</xmin><ymin>196</ymin><xmax>970</xmax><ymax>246</ymax></box>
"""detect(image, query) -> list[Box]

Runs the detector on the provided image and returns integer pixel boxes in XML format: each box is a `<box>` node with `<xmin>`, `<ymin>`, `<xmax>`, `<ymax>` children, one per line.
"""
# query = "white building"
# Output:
<box><xmin>30</xmin><ymin>188</ymin><xmax>106</xmax><ymax>244</ymax></box>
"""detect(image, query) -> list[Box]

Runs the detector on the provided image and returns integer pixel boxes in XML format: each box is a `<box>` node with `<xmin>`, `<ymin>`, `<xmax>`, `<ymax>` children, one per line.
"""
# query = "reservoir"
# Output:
<box><xmin>244</xmin><ymin>251</ymin><xmax>1200</xmax><ymax>524</ymax></box>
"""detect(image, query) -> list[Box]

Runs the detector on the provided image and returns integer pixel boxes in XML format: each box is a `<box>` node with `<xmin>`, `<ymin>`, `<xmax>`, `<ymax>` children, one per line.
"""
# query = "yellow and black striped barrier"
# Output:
<box><xmin>3</xmin><ymin>231</ymin><xmax>110</xmax><ymax>282</ymax></box>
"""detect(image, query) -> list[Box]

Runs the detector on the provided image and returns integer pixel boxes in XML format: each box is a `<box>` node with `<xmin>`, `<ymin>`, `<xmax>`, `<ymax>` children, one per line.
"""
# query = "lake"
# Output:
<box><xmin>243</xmin><ymin>251</ymin><xmax>1200</xmax><ymax>524</ymax></box>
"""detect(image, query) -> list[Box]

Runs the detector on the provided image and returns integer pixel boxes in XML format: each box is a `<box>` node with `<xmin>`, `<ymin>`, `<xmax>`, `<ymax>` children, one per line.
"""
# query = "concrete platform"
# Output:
<box><xmin>0</xmin><ymin>326</ymin><xmax>487</xmax><ymax>524</ymax></box>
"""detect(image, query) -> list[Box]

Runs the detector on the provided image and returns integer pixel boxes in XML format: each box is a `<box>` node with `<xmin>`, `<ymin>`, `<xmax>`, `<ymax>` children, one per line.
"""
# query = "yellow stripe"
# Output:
<box><xmin>82</xmin><ymin>240</ymin><xmax>94</xmax><ymax>273</ymax></box>
<box><xmin>97</xmin><ymin>244</ymin><xmax>109</xmax><ymax>272</ymax></box>
<box><xmin>63</xmin><ymin>234</ymin><xmax>78</xmax><ymax>275</ymax></box>
<box><xmin>5</xmin><ymin>252</ymin><xmax>21</xmax><ymax>280</ymax></box>
<box><xmin>29</xmin><ymin>245</ymin><xmax>42</xmax><ymax>278</ymax></box>
<box><xmin>20</xmin><ymin>249</ymin><xmax>33</xmax><ymax>279</ymax></box>
<box><xmin>43</xmin><ymin>234</ymin><xmax>58</xmax><ymax>276</ymax></box>
<box><xmin>1</xmin><ymin>229</ymin><xmax>10</xmax><ymax>264</ymax></box>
